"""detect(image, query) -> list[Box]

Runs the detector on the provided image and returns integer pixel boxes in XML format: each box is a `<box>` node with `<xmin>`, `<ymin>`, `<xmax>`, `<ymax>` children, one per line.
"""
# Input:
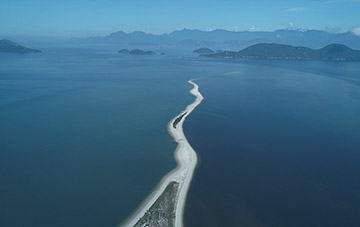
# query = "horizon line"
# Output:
<box><xmin>1</xmin><ymin>27</ymin><xmax>359</xmax><ymax>40</ymax></box>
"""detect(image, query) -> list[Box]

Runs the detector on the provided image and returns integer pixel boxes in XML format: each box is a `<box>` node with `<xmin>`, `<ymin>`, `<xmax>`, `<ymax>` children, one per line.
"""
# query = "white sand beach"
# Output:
<box><xmin>120</xmin><ymin>79</ymin><xmax>203</xmax><ymax>227</ymax></box>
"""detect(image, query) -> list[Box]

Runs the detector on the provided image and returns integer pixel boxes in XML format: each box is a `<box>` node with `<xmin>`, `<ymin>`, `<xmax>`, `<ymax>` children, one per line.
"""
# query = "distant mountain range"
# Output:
<box><xmin>81</xmin><ymin>29</ymin><xmax>360</xmax><ymax>50</ymax></box>
<box><xmin>0</xmin><ymin>39</ymin><xmax>41</xmax><ymax>53</ymax></box>
<box><xmin>199</xmin><ymin>43</ymin><xmax>360</xmax><ymax>61</ymax></box>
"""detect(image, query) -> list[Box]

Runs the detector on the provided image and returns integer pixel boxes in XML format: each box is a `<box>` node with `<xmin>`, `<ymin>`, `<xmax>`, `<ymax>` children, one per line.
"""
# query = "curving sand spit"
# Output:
<box><xmin>120</xmin><ymin>79</ymin><xmax>203</xmax><ymax>227</ymax></box>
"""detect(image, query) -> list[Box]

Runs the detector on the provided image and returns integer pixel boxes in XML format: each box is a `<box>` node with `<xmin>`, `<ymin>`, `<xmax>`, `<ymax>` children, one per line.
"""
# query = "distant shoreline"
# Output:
<box><xmin>199</xmin><ymin>43</ymin><xmax>360</xmax><ymax>61</ymax></box>
<box><xmin>120</xmin><ymin>79</ymin><xmax>203</xmax><ymax>227</ymax></box>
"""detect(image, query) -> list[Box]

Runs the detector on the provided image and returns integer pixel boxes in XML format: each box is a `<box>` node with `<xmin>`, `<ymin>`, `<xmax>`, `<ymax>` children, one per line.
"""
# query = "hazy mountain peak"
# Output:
<box><xmin>79</xmin><ymin>28</ymin><xmax>360</xmax><ymax>50</ymax></box>
<box><xmin>1</xmin><ymin>39</ymin><xmax>17</xmax><ymax>45</ymax></box>
<box><xmin>109</xmin><ymin>31</ymin><xmax>127</xmax><ymax>37</ymax></box>
<box><xmin>0</xmin><ymin>39</ymin><xmax>41</xmax><ymax>53</ymax></box>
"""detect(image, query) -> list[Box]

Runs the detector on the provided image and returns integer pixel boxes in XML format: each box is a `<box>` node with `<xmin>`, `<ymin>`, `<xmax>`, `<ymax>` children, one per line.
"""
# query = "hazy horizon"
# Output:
<box><xmin>2</xmin><ymin>27</ymin><xmax>360</xmax><ymax>42</ymax></box>
<box><xmin>1</xmin><ymin>0</ymin><xmax>359</xmax><ymax>38</ymax></box>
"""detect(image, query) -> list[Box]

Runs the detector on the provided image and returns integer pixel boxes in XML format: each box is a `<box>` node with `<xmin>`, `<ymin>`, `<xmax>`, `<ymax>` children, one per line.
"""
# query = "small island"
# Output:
<box><xmin>193</xmin><ymin>47</ymin><xmax>214</xmax><ymax>54</ymax></box>
<box><xmin>119</xmin><ymin>49</ymin><xmax>156</xmax><ymax>55</ymax></box>
<box><xmin>119</xmin><ymin>49</ymin><xmax>130</xmax><ymax>54</ymax></box>
<box><xmin>200</xmin><ymin>43</ymin><xmax>360</xmax><ymax>61</ymax></box>
<box><xmin>0</xmin><ymin>39</ymin><xmax>41</xmax><ymax>53</ymax></box>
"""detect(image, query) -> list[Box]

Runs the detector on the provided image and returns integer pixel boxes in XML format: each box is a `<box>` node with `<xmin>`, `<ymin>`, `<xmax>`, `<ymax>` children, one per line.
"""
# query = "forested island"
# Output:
<box><xmin>200</xmin><ymin>43</ymin><xmax>360</xmax><ymax>61</ymax></box>
<box><xmin>119</xmin><ymin>49</ymin><xmax>156</xmax><ymax>55</ymax></box>
<box><xmin>193</xmin><ymin>48</ymin><xmax>214</xmax><ymax>54</ymax></box>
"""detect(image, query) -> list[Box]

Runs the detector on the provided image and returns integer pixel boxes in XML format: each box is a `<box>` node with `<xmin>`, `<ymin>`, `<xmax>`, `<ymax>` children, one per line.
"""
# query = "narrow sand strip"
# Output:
<box><xmin>120</xmin><ymin>79</ymin><xmax>203</xmax><ymax>227</ymax></box>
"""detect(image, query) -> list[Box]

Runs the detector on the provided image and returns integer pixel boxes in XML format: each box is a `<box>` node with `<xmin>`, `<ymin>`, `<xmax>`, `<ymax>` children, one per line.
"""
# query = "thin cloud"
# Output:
<box><xmin>249</xmin><ymin>25</ymin><xmax>256</xmax><ymax>31</ymax></box>
<box><xmin>322</xmin><ymin>0</ymin><xmax>340</xmax><ymax>4</ymax></box>
<box><xmin>324</xmin><ymin>26</ymin><xmax>343</xmax><ymax>33</ymax></box>
<box><xmin>352</xmin><ymin>27</ymin><xmax>360</xmax><ymax>36</ymax></box>
<box><xmin>286</xmin><ymin>7</ymin><xmax>311</xmax><ymax>12</ymax></box>
<box><xmin>322</xmin><ymin>0</ymin><xmax>360</xmax><ymax>4</ymax></box>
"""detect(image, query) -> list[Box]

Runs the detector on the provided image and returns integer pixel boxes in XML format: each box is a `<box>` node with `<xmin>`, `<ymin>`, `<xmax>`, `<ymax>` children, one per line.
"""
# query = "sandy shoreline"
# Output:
<box><xmin>120</xmin><ymin>79</ymin><xmax>203</xmax><ymax>227</ymax></box>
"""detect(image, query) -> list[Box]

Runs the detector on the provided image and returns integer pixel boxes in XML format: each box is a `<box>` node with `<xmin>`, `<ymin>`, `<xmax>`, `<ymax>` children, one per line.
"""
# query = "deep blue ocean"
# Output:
<box><xmin>1</xmin><ymin>48</ymin><xmax>360</xmax><ymax>226</ymax></box>
<box><xmin>184</xmin><ymin>59</ymin><xmax>360</xmax><ymax>226</ymax></box>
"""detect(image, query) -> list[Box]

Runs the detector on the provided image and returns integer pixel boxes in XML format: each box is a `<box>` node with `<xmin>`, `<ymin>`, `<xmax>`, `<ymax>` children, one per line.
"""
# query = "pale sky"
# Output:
<box><xmin>0</xmin><ymin>0</ymin><xmax>359</xmax><ymax>37</ymax></box>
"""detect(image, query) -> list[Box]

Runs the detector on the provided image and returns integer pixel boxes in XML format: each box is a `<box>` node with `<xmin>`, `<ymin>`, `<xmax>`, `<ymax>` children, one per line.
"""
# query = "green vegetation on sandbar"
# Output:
<box><xmin>173</xmin><ymin>112</ymin><xmax>187</xmax><ymax>129</ymax></box>
<box><xmin>133</xmin><ymin>181</ymin><xmax>179</xmax><ymax>227</ymax></box>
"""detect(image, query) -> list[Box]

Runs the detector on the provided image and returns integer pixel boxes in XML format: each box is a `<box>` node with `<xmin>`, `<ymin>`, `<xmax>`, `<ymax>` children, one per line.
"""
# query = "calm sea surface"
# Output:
<box><xmin>2</xmin><ymin>49</ymin><xmax>360</xmax><ymax>226</ymax></box>
<box><xmin>184</xmin><ymin>59</ymin><xmax>360</xmax><ymax>226</ymax></box>
<box><xmin>0</xmin><ymin>48</ymin><xmax>235</xmax><ymax>226</ymax></box>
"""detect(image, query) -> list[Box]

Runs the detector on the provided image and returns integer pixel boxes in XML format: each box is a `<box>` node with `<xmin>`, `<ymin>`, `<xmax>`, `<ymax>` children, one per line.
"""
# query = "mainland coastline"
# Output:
<box><xmin>120</xmin><ymin>79</ymin><xmax>204</xmax><ymax>227</ymax></box>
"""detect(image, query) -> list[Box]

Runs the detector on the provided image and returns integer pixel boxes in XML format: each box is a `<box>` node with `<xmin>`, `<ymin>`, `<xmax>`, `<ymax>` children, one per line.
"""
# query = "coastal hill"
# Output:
<box><xmin>193</xmin><ymin>48</ymin><xmax>214</xmax><ymax>54</ymax></box>
<box><xmin>200</xmin><ymin>43</ymin><xmax>360</xmax><ymax>61</ymax></box>
<box><xmin>0</xmin><ymin>39</ymin><xmax>41</xmax><ymax>53</ymax></box>
<box><xmin>119</xmin><ymin>49</ymin><xmax>156</xmax><ymax>55</ymax></box>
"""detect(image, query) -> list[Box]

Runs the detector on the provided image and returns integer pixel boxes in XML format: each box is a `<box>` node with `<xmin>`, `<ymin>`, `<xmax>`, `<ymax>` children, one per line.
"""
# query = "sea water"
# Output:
<box><xmin>184</xmin><ymin>59</ymin><xmax>360</xmax><ymax>226</ymax></box>
<box><xmin>0</xmin><ymin>48</ymin><xmax>230</xmax><ymax>226</ymax></box>
<box><xmin>2</xmin><ymin>48</ymin><xmax>359</xmax><ymax>226</ymax></box>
